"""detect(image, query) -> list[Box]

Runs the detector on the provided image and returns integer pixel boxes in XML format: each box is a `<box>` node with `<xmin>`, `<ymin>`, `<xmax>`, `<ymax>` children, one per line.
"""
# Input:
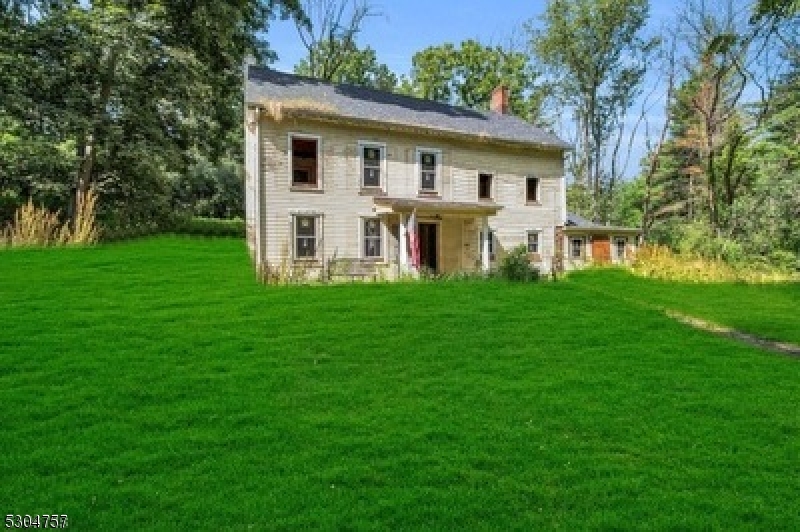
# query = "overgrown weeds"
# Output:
<box><xmin>258</xmin><ymin>241</ymin><xmax>323</xmax><ymax>285</ymax></box>
<box><xmin>1</xmin><ymin>188</ymin><xmax>99</xmax><ymax>248</ymax></box>
<box><xmin>631</xmin><ymin>244</ymin><xmax>798</xmax><ymax>283</ymax></box>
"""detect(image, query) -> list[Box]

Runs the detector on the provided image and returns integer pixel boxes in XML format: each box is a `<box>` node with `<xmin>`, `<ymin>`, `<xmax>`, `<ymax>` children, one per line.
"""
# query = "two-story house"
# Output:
<box><xmin>245</xmin><ymin>67</ymin><xmax>572</xmax><ymax>280</ymax></box>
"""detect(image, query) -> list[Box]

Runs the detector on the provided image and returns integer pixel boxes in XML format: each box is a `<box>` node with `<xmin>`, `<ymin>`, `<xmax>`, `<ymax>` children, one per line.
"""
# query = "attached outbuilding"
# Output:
<box><xmin>557</xmin><ymin>212</ymin><xmax>643</xmax><ymax>269</ymax></box>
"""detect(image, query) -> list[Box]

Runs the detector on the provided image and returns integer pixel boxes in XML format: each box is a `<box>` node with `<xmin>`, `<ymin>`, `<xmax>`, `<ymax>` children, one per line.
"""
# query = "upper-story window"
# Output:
<box><xmin>478</xmin><ymin>173</ymin><xmax>493</xmax><ymax>200</ymax></box>
<box><xmin>417</xmin><ymin>148</ymin><xmax>441</xmax><ymax>193</ymax></box>
<box><xmin>526</xmin><ymin>176</ymin><xmax>539</xmax><ymax>203</ymax></box>
<box><xmin>290</xmin><ymin>135</ymin><xmax>320</xmax><ymax>188</ymax></box>
<box><xmin>359</xmin><ymin>143</ymin><xmax>385</xmax><ymax>189</ymax></box>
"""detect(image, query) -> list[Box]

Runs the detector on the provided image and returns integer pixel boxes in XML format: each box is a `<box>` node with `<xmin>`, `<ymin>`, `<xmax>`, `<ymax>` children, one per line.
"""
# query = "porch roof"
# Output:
<box><xmin>373</xmin><ymin>197</ymin><xmax>503</xmax><ymax>216</ymax></box>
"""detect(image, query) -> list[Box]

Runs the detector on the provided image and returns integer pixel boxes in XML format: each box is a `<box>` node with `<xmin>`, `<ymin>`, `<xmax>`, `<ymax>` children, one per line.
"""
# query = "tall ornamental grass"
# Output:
<box><xmin>1</xmin><ymin>188</ymin><xmax>99</xmax><ymax>248</ymax></box>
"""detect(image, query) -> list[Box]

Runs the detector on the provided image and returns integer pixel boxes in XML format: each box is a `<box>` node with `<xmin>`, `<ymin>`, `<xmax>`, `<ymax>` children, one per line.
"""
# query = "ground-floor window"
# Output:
<box><xmin>479</xmin><ymin>229</ymin><xmax>495</xmax><ymax>256</ymax></box>
<box><xmin>614</xmin><ymin>237</ymin><xmax>627</xmax><ymax>260</ymax></box>
<box><xmin>363</xmin><ymin>218</ymin><xmax>382</xmax><ymax>259</ymax></box>
<box><xmin>527</xmin><ymin>231</ymin><xmax>540</xmax><ymax>253</ymax></box>
<box><xmin>294</xmin><ymin>215</ymin><xmax>319</xmax><ymax>259</ymax></box>
<box><xmin>570</xmin><ymin>237</ymin><xmax>584</xmax><ymax>259</ymax></box>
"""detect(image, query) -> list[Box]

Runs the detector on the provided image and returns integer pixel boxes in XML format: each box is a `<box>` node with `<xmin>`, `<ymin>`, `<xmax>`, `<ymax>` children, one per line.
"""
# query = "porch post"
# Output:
<box><xmin>399</xmin><ymin>213</ymin><xmax>409</xmax><ymax>273</ymax></box>
<box><xmin>481</xmin><ymin>216</ymin><xmax>490</xmax><ymax>273</ymax></box>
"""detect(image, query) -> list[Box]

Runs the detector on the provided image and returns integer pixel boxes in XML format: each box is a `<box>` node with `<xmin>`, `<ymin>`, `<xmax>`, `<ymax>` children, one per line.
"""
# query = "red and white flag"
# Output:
<box><xmin>407</xmin><ymin>209</ymin><xmax>420</xmax><ymax>270</ymax></box>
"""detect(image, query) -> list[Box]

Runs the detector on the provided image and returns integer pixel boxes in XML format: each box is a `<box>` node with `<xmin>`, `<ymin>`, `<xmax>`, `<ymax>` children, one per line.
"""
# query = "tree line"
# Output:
<box><xmin>1</xmin><ymin>0</ymin><xmax>797</xmax><ymax>266</ymax></box>
<box><xmin>295</xmin><ymin>0</ymin><xmax>798</xmax><ymax>267</ymax></box>
<box><xmin>1</xmin><ymin>0</ymin><xmax>305</xmax><ymax>238</ymax></box>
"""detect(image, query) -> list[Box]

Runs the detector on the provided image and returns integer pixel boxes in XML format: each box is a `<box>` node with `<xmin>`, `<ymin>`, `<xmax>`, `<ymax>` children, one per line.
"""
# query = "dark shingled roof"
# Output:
<box><xmin>565</xmin><ymin>212</ymin><xmax>642</xmax><ymax>233</ymax></box>
<box><xmin>566</xmin><ymin>212</ymin><xmax>597</xmax><ymax>227</ymax></box>
<box><xmin>246</xmin><ymin>67</ymin><xmax>571</xmax><ymax>150</ymax></box>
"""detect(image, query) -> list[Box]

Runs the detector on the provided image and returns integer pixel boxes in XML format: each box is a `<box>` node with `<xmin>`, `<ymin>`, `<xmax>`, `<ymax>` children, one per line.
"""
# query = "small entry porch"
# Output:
<box><xmin>372</xmin><ymin>197</ymin><xmax>503</xmax><ymax>275</ymax></box>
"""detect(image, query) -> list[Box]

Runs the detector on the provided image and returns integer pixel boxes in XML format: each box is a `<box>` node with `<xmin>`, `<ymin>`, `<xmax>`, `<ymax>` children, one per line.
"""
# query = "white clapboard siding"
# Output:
<box><xmin>255</xmin><ymin>116</ymin><xmax>565</xmax><ymax>275</ymax></box>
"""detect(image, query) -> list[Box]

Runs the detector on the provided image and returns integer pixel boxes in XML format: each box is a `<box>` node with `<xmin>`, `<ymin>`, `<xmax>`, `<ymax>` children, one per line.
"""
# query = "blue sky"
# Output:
<box><xmin>269</xmin><ymin>0</ymin><xmax>676</xmax><ymax>75</ymax></box>
<box><xmin>265</xmin><ymin>0</ymin><xmax>681</xmax><ymax>179</ymax></box>
<box><xmin>270</xmin><ymin>1</ymin><xmax>539</xmax><ymax>75</ymax></box>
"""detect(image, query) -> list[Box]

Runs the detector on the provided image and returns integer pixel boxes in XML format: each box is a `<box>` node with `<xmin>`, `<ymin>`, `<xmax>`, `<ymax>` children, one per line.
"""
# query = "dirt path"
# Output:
<box><xmin>665</xmin><ymin>310</ymin><xmax>800</xmax><ymax>358</ymax></box>
<box><xmin>568</xmin><ymin>278</ymin><xmax>800</xmax><ymax>358</ymax></box>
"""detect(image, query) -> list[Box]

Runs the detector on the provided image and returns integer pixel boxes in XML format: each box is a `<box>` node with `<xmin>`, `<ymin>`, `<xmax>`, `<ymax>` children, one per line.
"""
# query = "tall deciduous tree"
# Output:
<box><xmin>294</xmin><ymin>0</ymin><xmax>378</xmax><ymax>81</ymax></box>
<box><xmin>0</xmin><ymin>0</ymin><xmax>305</xmax><ymax>230</ymax></box>
<box><xmin>731</xmin><ymin>50</ymin><xmax>800</xmax><ymax>255</ymax></box>
<box><xmin>529</xmin><ymin>0</ymin><xmax>657</xmax><ymax>221</ymax></box>
<box><xmin>401</xmin><ymin>39</ymin><xmax>549</xmax><ymax>125</ymax></box>
<box><xmin>651</xmin><ymin>0</ymin><xmax>786</xmax><ymax>235</ymax></box>
<box><xmin>295</xmin><ymin>40</ymin><xmax>396</xmax><ymax>89</ymax></box>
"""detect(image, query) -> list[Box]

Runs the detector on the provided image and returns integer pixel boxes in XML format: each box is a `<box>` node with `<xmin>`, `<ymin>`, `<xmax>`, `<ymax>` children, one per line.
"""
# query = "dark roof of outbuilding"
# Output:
<box><xmin>566</xmin><ymin>212</ymin><xmax>596</xmax><ymax>227</ymax></box>
<box><xmin>565</xmin><ymin>212</ymin><xmax>642</xmax><ymax>234</ymax></box>
<box><xmin>246</xmin><ymin>67</ymin><xmax>571</xmax><ymax>150</ymax></box>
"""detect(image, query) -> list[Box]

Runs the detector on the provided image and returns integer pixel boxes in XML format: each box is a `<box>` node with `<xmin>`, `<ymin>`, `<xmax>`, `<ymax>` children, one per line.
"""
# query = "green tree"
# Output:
<box><xmin>401</xmin><ymin>39</ymin><xmax>549</xmax><ymax>125</ymax></box>
<box><xmin>0</xmin><ymin>0</ymin><xmax>305</xmax><ymax>232</ymax></box>
<box><xmin>529</xmin><ymin>0</ymin><xmax>656</xmax><ymax>221</ymax></box>
<box><xmin>732</xmin><ymin>53</ymin><xmax>800</xmax><ymax>255</ymax></box>
<box><xmin>295</xmin><ymin>40</ymin><xmax>396</xmax><ymax>90</ymax></box>
<box><xmin>753</xmin><ymin>0</ymin><xmax>799</xmax><ymax>21</ymax></box>
<box><xmin>293</xmin><ymin>0</ymin><xmax>378</xmax><ymax>81</ymax></box>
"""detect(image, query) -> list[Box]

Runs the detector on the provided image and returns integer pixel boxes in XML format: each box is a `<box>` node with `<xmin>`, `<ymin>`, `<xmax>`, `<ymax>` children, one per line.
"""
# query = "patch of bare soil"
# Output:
<box><xmin>666</xmin><ymin>310</ymin><xmax>800</xmax><ymax>358</ymax></box>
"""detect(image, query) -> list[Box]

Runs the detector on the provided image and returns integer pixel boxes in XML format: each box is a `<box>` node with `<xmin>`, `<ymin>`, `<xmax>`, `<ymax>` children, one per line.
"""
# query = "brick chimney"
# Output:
<box><xmin>490</xmin><ymin>85</ymin><xmax>510</xmax><ymax>115</ymax></box>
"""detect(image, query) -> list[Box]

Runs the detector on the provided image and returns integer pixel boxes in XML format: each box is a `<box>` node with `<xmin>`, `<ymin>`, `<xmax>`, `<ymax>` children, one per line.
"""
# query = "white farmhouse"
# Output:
<box><xmin>245</xmin><ymin>67</ymin><xmax>583</xmax><ymax>280</ymax></box>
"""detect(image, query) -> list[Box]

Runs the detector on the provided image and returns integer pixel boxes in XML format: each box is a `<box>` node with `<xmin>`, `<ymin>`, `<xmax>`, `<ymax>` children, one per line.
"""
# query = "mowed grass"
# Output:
<box><xmin>1</xmin><ymin>236</ymin><xmax>799</xmax><ymax>530</ymax></box>
<box><xmin>569</xmin><ymin>268</ymin><xmax>800</xmax><ymax>345</ymax></box>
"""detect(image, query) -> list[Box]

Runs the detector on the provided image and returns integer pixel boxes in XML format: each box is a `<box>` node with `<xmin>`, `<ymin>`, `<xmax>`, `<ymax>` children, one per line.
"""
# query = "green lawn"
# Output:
<box><xmin>1</xmin><ymin>236</ymin><xmax>799</xmax><ymax>530</ymax></box>
<box><xmin>568</xmin><ymin>268</ymin><xmax>800</xmax><ymax>345</ymax></box>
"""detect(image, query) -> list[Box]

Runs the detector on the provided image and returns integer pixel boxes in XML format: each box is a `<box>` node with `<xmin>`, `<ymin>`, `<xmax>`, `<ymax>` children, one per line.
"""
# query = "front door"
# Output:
<box><xmin>418</xmin><ymin>223</ymin><xmax>438</xmax><ymax>273</ymax></box>
<box><xmin>592</xmin><ymin>235</ymin><xmax>611</xmax><ymax>263</ymax></box>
